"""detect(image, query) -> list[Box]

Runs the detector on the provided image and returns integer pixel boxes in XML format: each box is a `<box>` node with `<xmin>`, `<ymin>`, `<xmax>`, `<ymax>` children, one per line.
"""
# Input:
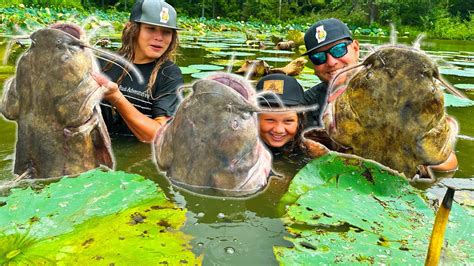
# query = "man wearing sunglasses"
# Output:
<box><xmin>302</xmin><ymin>18</ymin><xmax>360</xmax><ymax>128</ymax></box>
<box><xmin>301</xmin><ymin>18</ymin><xmax>458</xmax><ymax>182</ymax></box>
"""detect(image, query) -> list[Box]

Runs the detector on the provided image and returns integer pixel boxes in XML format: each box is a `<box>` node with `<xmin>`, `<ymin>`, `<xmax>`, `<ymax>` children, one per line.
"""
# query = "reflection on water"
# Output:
<box><xmin>1</xmin><ymin>33</ymin><xmax>474</xmax><ymax>264</ymax></box>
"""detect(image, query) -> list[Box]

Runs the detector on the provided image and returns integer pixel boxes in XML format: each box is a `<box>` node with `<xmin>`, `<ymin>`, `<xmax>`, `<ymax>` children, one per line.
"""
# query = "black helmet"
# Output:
<box><xmin>303</xmin><ymin>18</ymin><xmax>352</xmax><ymax>56</ymax></box>
<box><xmin>130</xmin><ymin>0</ymin><xmax>181</xmax><ymax>30</ymax></box>
<box><xmin>256</xmin><ymin>74</ymin><xmax>305</xmax><ymax>108</ymax></box>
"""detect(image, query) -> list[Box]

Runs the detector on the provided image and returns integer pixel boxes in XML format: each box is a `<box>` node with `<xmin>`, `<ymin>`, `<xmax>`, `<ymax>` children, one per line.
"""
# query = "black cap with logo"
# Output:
<box><xmin>130</xmin><ymin>0</ymin><xmax>181</xmax><ymax>30</ymax></box>
<box><xmin>302</xmin><ymin>18</ymin><xmax>352</xmax><ymax>56</ymax></box>
<box><xmin>256</xmin><ymin>74</ymin><xmax>305</xmax><ymax>108</ymax></box>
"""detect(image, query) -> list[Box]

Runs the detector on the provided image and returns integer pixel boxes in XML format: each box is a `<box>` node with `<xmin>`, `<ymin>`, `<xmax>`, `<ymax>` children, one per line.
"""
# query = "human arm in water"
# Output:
<box><xmin>92</xmin><ymin>72</ymin><xmax>170</xmax><ymax>143</ymax></box>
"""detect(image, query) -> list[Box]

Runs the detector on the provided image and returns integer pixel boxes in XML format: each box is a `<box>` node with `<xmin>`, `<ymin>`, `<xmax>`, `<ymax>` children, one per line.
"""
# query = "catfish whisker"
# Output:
<box><xmin>87</xmin><ymin>46</ymin><xmax>144</xmax><ymax>85</ymax></box>
<box><xmin>94</xmin><ymin>54</ymin><xmax>135</xmax><ymax>82</ymax></box>
<box><xmin>438</xmin><ymin>77</ymin><xmax>467</xmax><ymax>99</ymax></box>
<box><xmin>413</xmin><ymin>33</ymin><xmax>425</xmax><ymax>50</ymax></box>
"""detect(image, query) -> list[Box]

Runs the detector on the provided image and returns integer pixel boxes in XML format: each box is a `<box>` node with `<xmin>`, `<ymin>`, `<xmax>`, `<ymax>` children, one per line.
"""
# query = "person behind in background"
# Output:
<box><xmin>256</xmin><ymin>74</ymin><xmax>328</xmax><ymax>158</ymax></box>
<box><xmin>93</xmin><ymin>0</ymin><xmax>183</xmax><ymax>142</ymax></box>
<box><xmin>301</xmin><ymin>18</ymin><xmax>458</xmax><ymax>181</ymax></box>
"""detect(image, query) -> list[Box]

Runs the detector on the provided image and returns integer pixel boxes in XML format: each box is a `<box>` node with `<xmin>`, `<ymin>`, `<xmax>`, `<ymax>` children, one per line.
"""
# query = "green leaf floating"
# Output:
<box><xmin>444</xmin><ymin>93</ymin><xmax>474</xmax><ymax>107</ymax></box>
<box><xmin>0</xmin><ymin>169</ymin><xmax>201</xmax><ymax>264</ymax></box>
<box><xmin>275</xmin><ymin>152</ymin><xmax>473</xmax><ymax>264</ymax></box>
<box><xmin>187</xmin><ymin>64</ymin><xmax>225</xmax><ymax>71</ymax></box>
<box><xmin>179</xmin><ymin>66</ymin><xmax>201</xmax><ymax>75</ymax></box>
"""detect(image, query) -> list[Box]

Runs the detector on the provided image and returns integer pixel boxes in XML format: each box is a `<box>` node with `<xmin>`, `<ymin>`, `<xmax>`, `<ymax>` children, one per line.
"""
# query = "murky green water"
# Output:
<box><xmin>0</xmin><ymin>32</ymin><xmax>473</xmax><ymax>265</ymax></box>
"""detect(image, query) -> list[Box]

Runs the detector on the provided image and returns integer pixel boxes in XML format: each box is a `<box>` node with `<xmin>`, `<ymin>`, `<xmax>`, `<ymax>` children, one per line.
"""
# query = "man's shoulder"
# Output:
<box><xmin>303</xmin><ymin>82</ymin><xmax>329</xmax><ymax>103</ymax></box>
<box><xmin>306</xmin><ymin>82</ymin><xmax>328</xmax><ymax>93</ymax></box>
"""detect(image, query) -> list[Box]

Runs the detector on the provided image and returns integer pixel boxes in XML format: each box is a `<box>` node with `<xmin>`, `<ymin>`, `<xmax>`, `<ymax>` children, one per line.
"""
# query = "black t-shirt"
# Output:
<box><xmin>302</xmin><ymin>82</ymin><xmax>330</xmax><ymax>128</ymax></box>
<box><xmin>100</xmin><ymin>60</ymin><xmax>183</xmax><ymax>136</ymax></box>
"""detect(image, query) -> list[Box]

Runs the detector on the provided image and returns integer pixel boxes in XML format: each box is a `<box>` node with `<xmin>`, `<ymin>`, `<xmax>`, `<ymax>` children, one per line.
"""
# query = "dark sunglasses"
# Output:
<box><xmin>308</xmin><ymin>40</ymin><xmax>353</xmax><ymax>65</ymax></box>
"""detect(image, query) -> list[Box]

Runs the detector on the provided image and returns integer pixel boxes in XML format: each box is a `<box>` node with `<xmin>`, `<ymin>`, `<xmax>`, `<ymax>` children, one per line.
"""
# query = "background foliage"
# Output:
<box><xmin>0</xmin><ymin>0</ymin><xmax>473</xmax><ymax>39</ymax></box>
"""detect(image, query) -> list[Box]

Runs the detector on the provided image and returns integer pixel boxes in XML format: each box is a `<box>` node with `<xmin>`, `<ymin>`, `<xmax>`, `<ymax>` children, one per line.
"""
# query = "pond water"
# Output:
<box><xmin>0</xmin><ymin>31</ymin><xmax>473</xmax><ymax>265</ymax></box>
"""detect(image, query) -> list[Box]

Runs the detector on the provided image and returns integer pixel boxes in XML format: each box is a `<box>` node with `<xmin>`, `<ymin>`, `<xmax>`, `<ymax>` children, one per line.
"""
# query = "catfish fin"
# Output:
<box><xmin>1</xmin><ymin>77</ymin><xmax>20</xmax><ymax>120</ymax></box>
<box><xmin>91</xmin><ymin>106</ymin><xmax>115</xmax><ymax>169</ymax></box>
<box><xmin>417</xmin><ymin>116</ymin><xmax>457</xmax><ymax>165</ymax></box>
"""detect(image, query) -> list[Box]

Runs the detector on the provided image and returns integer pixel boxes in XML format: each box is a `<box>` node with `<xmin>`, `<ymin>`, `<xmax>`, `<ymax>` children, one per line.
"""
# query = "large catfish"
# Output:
<box><xmin>153</xmin><ymin>73</ymin><xmax>272</xmax><ymax>197</ymax></box>
<box><xmin>1</xmin><ymin>24</ymin><xmax>114</xmax><ymax>179</ymax></box>
<box><xmin>322</xmin><ymin>45</ymin><xmax>461</xmax><ymax>179</ymax></box>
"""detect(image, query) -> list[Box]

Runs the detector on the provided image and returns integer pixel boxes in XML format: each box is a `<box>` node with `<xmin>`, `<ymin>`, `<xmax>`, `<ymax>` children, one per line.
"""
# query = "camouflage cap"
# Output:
<box><xmin>130</xmin><ymin>0</ymin><xmax>181</xmax><ymax>30</ymax></box>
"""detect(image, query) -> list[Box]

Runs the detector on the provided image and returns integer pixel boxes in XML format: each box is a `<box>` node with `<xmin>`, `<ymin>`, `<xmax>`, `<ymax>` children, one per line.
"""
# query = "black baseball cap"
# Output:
<box><xmin>256</xmin><ymin>74</ymin><xmax>304</xmax><ymax>108</ymax></box>
<box><xmin>302</xmin><ymin>18</ymin><xmax>352</xmax><ymax>56</ymax></box>
<box><xmin>130</xmin><ymin>0</ymin><xmax>181</xmax><ymax>30</ymax></box>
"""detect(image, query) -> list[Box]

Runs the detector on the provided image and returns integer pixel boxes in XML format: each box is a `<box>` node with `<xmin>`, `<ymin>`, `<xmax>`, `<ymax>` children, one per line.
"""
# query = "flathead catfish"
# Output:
<box><xmin>153</xmin><ymin>73</ymin><xmax>272</xmax><ymax>197</ymax></box>
<box><xmin>1</xmin><ymin>24</ymin><xmax>114</xmax><ymax>179</ymax></box>
<box><xmin>322</xmin><ymin>45</ymin><xmax>460</xmax><ymax>178</ymax></box>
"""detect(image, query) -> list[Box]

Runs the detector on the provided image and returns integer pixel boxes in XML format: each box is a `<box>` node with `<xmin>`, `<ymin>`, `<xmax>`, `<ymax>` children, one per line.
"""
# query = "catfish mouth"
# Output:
<box><xmin>206</xmin><ymin>73</ymin><xmax>253</xmax><ymax>101</ymax></box>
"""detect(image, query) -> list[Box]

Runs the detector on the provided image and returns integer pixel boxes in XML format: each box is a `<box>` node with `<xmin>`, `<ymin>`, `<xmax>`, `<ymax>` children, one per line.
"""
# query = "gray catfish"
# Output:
<box><xmin>322</xmin><ymin>45</ymin><xmax>460</xmax><ymax>178</ymax></box>
<box><xmin>1</xmin><ymin>25</ymin><xmax>114</xmax><ymax>179</ymax></box>
<box><xmin>153</xmin><ymin>73</ymin><xmax>272</xmax><ymax>197</ymax></box>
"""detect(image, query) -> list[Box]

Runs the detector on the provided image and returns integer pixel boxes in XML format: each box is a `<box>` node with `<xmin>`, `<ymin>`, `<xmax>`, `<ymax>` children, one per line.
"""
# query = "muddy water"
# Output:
<box><xmin>1</xmin><ymin>33</ymin><xmax>473</xmax><ymax>265</ymax></box>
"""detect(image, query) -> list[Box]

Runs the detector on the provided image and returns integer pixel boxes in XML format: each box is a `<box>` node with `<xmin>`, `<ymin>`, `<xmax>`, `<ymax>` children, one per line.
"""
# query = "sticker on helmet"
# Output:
<box><xmin>263</xmin><ymin>80</ymin><xmax>284</xmax><ymax>94</ymax></box>
<box><xmin>160</xmin><ymin>7</ymin><xmax>170</xmax><ymax>23</ymax></box>
<box><xmin>316</xmin><ymin>25</ymin><xmax>327</xmax><ymax>43</ymax></box>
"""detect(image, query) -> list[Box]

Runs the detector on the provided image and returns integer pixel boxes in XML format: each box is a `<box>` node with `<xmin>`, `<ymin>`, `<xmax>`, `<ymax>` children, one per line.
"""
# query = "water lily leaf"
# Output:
<box><xmin>276</xmin><ymin>152</ymin><xmax>474</xmax><ymax>264</ymax></box>
<box><xmin>199</xmin><ymin>42</ymin><xmax>231</xmax><ymax>49</ymax></box>
<box><xmin>0</xmin><ymin>169</ymin><xmax>200</xmax><ymax>264</ymax></box>
<box><xmin>454</xmin><ymin>83</ymin><xmax>474</xmax><ymax>90</ymax></box>
<box><xmin>285</xmin><ymin>30</ymin><xmax>304</xmax><ymax>46</ymax></box>
<box><xmin>444</xmin><ymin>93</ymin><xmax>474</xmax><ymax>107</ymax></box>
<box><xmin>190</xmin><ymin>71</ymin><xmax>220</xmax><ymax>79</ymax></box>
<box><xmin>187</xmin><ymin>64</ymin><xmax>225</xmax><ymax>71</ymax></box>
<box><xmin>296</xmin><ymin>79</ymin><xmax>316</xmax><ymax>89</ymax></box>
<box><xmin>209</xmin><ymin>59</ymin><xmax>245</xmax><ymax>67</ymax></box>
<box><xmin>211</xmin><ymin>51</ymin><xmax>255</xmax><ymax>57</ymax></box>
<box><xmin>256</xmin><ymin>57</ymin><xmax>292</xmax><ymax>62</ymax></box>
<box><xmin>179</xmin><ymin>66</ymin><xmax>201</xmax><ymax>75</ymax></box>
<box><xmin>0</xmin><ymin>66</ymin><xmax>15</xmax><ymax>74</ymax></box>
<box><xmin>445</xmin><ymin>61</ymin><xmax>474</xmax><ymax>67</ymax></box>
<box><xmin>439</xmin><ymin>68</ymin><xmax>474</xmax><ymax>77</ymax></box>
<box><xmin>259</xmin><ymin>50</ymin><xmax>295</xmax><ymax>55</ymax></box>
<box><xmin>297</xmin><ymin>74</ymin><xmax>320</xmax><ymax>82</ymax></box>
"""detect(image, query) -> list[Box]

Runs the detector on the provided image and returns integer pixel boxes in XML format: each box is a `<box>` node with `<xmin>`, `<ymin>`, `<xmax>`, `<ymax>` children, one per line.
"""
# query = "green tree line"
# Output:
<box><xmin>1</xmin><ymin>0</ymin><xmax>473</xmax><ymax>39</ymax></box>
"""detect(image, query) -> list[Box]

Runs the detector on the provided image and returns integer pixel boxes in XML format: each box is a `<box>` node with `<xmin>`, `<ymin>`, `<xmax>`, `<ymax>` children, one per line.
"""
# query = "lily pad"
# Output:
<box><xmin>211</xmin><ymin>51</ymin><xmax>256</xmax><ymax>57</ymax></box>
<box><xmin>444</xmin><ymin>93</ymin><xmax>474</xmax><ymax>107</ymax></box>
<box><xmin>256</xmin><ymin>57</ymin><xmax>292</xmax><ymax>63</ymax></box>
<box><xmin>259</xmin><ymin>50</ymin><xmax>295</xmax><ymax>55</ymax></box>
<box><xmin>297</xmin><ymin>74</ymin><xmax>320</xmax><ymax>82</ymax></box>
<box><xmin>0</xmin><ymin>169</ymin><xmax>200</xmax><ymax>264</ymax></box>
<box><xmin>0</xmin><ymin>66</ymin><xmax>15</xmax><ymax>74</ymax></box>
<box><xmin>190</xmin><ymin>71</ymin><xmax>221</xmax><ymax>79</ymax></box>
<box><xmin>209</xmin><ymin>59</ymin><xmax>245</xmax><ymax>67</ymax></box>
<box><xmin>296</xmin><ymin>79</ymin><xmax>317</xmax><ymax>89</ymax></box>
<box><xmin>276</xmin><ymin>152</ymin><xmax>473</xmax><ymax>264</ymax></box>
<box><xmin>199</xmin><ymin>42</ymin><xmax>231</xmax><ymax>49</ymax></box>
<box><xmin>445</xmin><ymin>61</ymin><xmax>474</xmax><ymax>67</ymax></box>
<box><xmin>187</xmin><ymin>64</ymin><xmax>225</xmax><ymax>71</ymax></box>
<box><xmin>454</xmin><ymin>83</ymin><xmax>474</xmax><ymax>90</ymax></box>
<box><xmin>439</xmin><ymin>68</ymin><xmax>474</xmax><ymax>77</ymax></box>
<box><xmin>179</xmin><ymin>66</ymin><xmax>201</xmax><ymax>75</ymax></box>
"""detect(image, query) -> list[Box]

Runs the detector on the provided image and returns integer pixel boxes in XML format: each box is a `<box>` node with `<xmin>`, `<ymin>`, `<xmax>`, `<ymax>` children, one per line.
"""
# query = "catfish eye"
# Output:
<box><xmin>240</xmin><ymin>112</ymin><xmax>251</xmax><ymax>120</ymax></box>
<box><xmin>61</xmin><ymin>54</ymin><xmax>70</xmax><ymax>61</ymax></box>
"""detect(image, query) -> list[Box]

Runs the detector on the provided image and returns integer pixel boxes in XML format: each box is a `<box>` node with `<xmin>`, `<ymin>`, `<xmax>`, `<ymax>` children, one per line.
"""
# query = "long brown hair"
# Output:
<box><xmin>103</xmin><ymin>21</ymin><xmax>179</xmax><ymax>99</ymax></box>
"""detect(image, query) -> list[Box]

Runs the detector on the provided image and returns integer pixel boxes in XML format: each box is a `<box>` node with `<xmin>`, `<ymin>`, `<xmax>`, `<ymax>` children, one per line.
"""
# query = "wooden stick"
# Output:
<box><xmin>425</xmin><ymin>187</ymin><xmax>455</xmax><ymax>266</ymax></box>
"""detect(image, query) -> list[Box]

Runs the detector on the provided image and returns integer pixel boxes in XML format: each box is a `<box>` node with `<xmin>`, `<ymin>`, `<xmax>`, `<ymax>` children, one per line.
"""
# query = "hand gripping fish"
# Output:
<box><xmin>0</xmin><ymin>24</ymin><xmax>120</xmax><ymax>179</ymax></box>
<box><xmin>153</xmin><ymin>73</ymin><xmax>272</xmax><ymax>197</ymax></box>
